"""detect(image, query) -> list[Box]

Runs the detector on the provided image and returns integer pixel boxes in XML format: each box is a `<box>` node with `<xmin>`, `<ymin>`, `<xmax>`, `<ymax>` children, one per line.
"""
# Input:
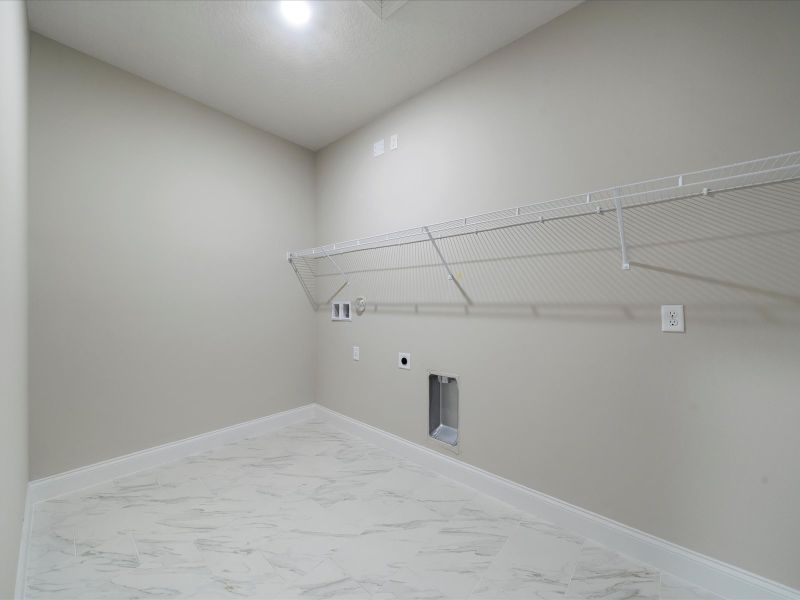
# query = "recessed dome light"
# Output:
<box><xmin>281</xmin><ymin>1</ymin><xmax>311</xmax><ymax>26</ymax></box>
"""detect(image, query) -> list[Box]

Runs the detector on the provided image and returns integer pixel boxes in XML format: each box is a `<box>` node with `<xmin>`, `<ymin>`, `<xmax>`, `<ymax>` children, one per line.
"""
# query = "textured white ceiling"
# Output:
<box><xmin>27</xmin><ymin>0</ymin><xmax>581</xmax><ymax>150</ymax></box>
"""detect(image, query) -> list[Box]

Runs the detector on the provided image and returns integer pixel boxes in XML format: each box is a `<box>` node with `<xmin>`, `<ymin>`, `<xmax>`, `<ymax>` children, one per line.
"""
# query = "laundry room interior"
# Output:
<box><xmin>1</xmin><ymin>1</ymin><xmax>799</xmax><ymax>599</ymax></box>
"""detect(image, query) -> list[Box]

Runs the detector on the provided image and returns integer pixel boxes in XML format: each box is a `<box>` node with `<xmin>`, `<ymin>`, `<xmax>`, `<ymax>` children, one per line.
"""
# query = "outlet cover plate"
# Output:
<box><xmin>353</xmin><ymin>346</ymin><xmax>360</xmax><ymax>361</ymax></box>
<box><xmin>661</xmin><ymin>305</ymin><xmax>685</xmax><ymax>333</ymax></box>
<box><xmin>398</xmin><ymin>352</ymin><xmax>411</xmax><ymax>369</ymax></box>
<box><xmin>331</xmin><ymin>301</ymin><xmax>352</xmax><ymax>321</ymax></box>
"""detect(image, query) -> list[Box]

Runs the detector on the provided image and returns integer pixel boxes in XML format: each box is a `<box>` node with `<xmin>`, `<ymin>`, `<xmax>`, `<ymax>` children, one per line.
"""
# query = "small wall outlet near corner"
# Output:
<box><xmin>398</xmin><ymin>352</ymin><xmax>411</xmax><ymax>370</ymax></box>
<box><xmin>390</xmin><ymin>134</ymin><xmax>398</xmax><ymax>150</ymax></box>
<box><xmin>661</xmin><ymin>305</ymin><xmax>685</xmax><ymax>333</ymax></box>
<box><xmin>353</xmin><ymin>346</ymin><xmax>360</xmax><ymax>361</ymax></box>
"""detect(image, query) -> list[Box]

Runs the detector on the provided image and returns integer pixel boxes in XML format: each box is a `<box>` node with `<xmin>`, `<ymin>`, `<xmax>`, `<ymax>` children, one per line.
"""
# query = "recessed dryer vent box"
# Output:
<box><xmin>429</xmin><ymin>372</ymin><xmax>459</xmax><ymax>450</ymax></box>
<box><xmin>331</xmin><ymin>301</ymin><xmax>351</xmax><ymax>321</ymax></box>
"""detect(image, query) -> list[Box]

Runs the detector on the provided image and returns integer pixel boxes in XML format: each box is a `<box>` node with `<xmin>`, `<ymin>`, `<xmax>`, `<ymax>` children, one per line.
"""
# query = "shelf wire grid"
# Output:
<box><xmin>288</xmin><ymin>151</ymin><xmax>800</xmax><ymax>310</ymax></box>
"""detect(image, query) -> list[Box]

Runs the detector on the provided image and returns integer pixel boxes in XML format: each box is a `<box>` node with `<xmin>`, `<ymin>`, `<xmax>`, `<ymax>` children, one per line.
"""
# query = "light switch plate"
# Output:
<box><xmin>661</xmin><ymin>305</ymin><xmax>685</xmax><ymax>333</ymax></box>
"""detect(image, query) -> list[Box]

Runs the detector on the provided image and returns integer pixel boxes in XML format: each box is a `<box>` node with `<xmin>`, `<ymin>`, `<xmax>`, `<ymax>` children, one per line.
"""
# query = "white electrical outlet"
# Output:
<box><xmin>353</xmin><ymin>346</ymin><xmax>360</xmax><ymax>361</ymax></box>
<box><xmin>661</xmin><ymin>305</ymin><xmax>685</xmax><ymax>333</ymax></box>
<box><xmin>373</xmin><ymin>139</ymin><xmax>385</xmax><ymax>157</ymax></box>
<box><xmin>398</xmin><ymin>352</ymin><xmax>411</xmax><ymax>369</ymax></box>
<box><xmin>390</xmin><ymin>134</ymin><xmax>398</xmax><ymax>150</ymax></box>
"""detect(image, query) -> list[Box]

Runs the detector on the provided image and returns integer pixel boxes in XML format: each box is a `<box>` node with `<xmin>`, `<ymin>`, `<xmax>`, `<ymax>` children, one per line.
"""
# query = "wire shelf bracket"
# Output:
<box><xmin>320</xmin><ymin>246</ymin><xmax>350</xmax><ymax>305</ymax></box>
<box><xmin>424</xmin><ymin>226</ymin><xmax>474</xmax><ymax>305</ymax></box>
<box><xmin>288</xmin><ymin>252</ymin><xmax>319</xmax><ymax>310</ymax></box>
<box><xmin>614</xmin><ymin>189</ymin><xmax>631</xmax><ymax>271</ymax></box>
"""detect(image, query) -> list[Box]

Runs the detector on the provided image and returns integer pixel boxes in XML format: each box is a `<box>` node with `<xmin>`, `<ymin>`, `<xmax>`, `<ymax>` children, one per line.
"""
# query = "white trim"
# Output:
<box><xmin>26</xmin><ymin>404</ymin><xmax>315</xmax><ymax>504</ymax></box>
<box><xmin>313</xmin><ymin>404</ymin><xmax>799</xmax><ymax>600</ymax></box>
<box><xmin>14</xmin><ymin>487</ymin><xmax>32</xmax><ymax>600</ymax></box>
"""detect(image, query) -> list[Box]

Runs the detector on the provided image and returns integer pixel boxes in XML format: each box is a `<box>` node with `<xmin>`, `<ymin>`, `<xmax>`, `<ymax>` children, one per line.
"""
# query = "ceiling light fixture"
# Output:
<box><xmin>280</xmin><ymin>1</ymin><xmax>311</xmax><ymax>26</ymax></box>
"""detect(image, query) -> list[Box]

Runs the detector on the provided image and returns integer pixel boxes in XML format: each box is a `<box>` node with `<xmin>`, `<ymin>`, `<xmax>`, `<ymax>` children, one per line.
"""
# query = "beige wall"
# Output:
<box><xmin>0</xmin><ymin>1</ymin><xmax>29</xmax><ymax>596</ymax></box>
<box><xmin>314</xmin><ymin>0</ymin><xmax>800</xmax><ymax>589</ymax></box>
<box><xmin>29</xmin><ymin>34</ymin><xmax>316</xmax><ymax>479</ymax></box>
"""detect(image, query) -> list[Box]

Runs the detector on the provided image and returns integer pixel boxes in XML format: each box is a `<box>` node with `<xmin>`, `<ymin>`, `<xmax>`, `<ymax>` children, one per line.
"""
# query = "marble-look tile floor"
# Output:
<box><xmin>26</xmin><ymin>420</ymin><xmax>722</xmax><ymax>600</ymax></box>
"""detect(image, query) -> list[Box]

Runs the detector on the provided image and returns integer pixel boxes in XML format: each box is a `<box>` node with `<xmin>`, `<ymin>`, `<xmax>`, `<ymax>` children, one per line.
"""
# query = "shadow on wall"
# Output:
<box><xmin>298</xmin><ymin>181</ymin><xmax>800</xmax><ymax>327</ymax></box>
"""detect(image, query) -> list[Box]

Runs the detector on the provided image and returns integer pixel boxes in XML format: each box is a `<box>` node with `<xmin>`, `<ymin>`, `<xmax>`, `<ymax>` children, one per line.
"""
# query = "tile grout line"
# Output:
<box><xmin>564</xmin><ymin>539</ymin><xmax>586</xmax><ymax>596</ymax></box>
<box><xmin>465</xmin><ymin>535</ymin><xmax>512</xmax><ymax>599</ymax></box>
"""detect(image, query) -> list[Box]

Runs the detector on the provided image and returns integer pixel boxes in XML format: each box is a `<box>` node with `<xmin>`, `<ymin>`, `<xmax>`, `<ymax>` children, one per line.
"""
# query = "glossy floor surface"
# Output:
<box><xmin>26</xmin><ymin>420</ymin><xmax>721</xmax><ymax>599</ymax></box>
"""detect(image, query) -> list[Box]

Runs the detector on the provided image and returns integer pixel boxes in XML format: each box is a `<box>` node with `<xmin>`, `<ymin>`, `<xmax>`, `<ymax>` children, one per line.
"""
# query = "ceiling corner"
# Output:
<box><xmin>360</xmin><ymin>0</ymin><xmax>409</xmax><ymax>21</ymax></box>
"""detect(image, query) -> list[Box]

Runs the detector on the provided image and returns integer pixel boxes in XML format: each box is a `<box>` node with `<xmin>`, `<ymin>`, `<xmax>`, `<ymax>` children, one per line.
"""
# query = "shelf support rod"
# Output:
<box><xmin>424</xmin><ymin>226</ymin><xmax>473</xmax><ymax>305</ymax></box>
<box><xmin>321</xmin><ymin>247</ymin><xmax>350</xmax><ymax>304</ymax></box>
<box><xmin>288</xmin><ymin>256</ymin><xmax>319</xmax><ymax>310</ymax></box>
<box><xmin>614</xmin><ymin>189</ymin><xmax>631</xmax><ymax>270</ymax></box>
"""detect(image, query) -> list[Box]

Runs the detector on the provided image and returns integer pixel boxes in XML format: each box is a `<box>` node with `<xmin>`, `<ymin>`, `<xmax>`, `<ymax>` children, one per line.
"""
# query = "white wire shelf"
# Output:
<box><xmin>288</xmin><ymin>150</ymin><xmax>800</xmax><ymax>309</ymax></box>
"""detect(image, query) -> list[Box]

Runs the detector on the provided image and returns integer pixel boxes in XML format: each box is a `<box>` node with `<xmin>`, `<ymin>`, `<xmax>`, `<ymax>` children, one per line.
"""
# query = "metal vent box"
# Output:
<box><xmin>429</xmin><ymin>373</ymin><xmax>458</xmax><ymax>448</ymax></box>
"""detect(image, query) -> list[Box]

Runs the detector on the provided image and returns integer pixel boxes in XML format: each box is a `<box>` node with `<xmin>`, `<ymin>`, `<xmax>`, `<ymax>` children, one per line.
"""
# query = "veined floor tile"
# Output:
<box><xmin>282</xmin><ymin>559</ymin><xmax>372</xmax><ymax>599</ymax></box>
<box><xmin>566</xmin><ymin>543</ymin><xmax>660</xmax><ymax>600</ymax></box>
<box><xmin>470</xmin><ymin>518</ymin><xmax>584</xmax><ymax>599</ymax></box>
<box><xmin>24</xmin><ymin>420</ymin><xmax>723</xmax><ymax>599</ymax></box>
<box><xmin>659</xmin><ymin>573</ymin><xmax>722</xmax><ymax>600</ymax></box>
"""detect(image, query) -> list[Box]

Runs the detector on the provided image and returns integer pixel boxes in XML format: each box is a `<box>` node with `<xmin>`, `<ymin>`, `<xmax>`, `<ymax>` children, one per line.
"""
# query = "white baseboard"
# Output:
<box><xmin>313</xmin><ymin>404</ymin><xmax>799</xmax><ymax>600</ymax></box>
<box><xmin>14</xmin><ymin>487</ymin><xmax>32</xmax><ymax>600</ymax></box>
<box><xmin>26</xmin><ymin>404</ymin><xmax>315</xmax><ymax>504</ymax></box>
